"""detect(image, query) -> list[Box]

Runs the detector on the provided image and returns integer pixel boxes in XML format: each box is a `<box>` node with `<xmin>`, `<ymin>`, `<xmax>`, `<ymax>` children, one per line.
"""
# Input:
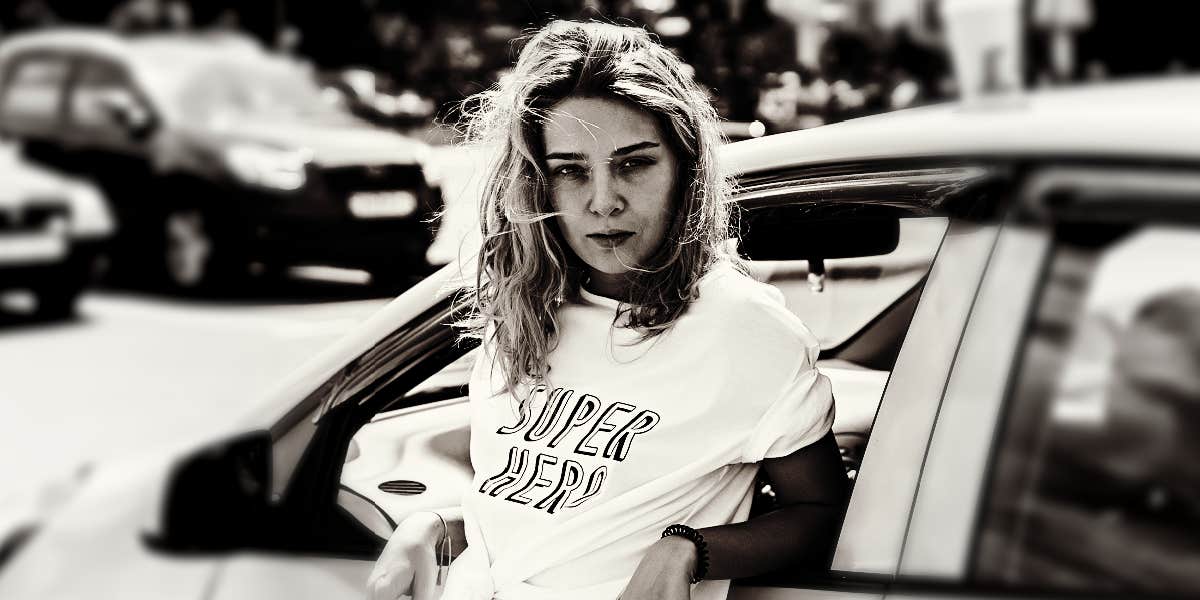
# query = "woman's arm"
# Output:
<box><xmin>697</xmin><ymin>432</ymin><xmax>848</xmax><ymax>578</ymax></box>
<box><xmin>619</xmin><ymin>432</ymin><xmax>847</xmax><ymax>598</ymax></box>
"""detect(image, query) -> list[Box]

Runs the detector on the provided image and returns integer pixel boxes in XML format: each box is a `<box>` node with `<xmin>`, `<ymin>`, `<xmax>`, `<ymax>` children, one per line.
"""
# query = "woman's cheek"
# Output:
<box><xmin>623</xmin><ymin>166</ymin><xmax>657</xmax><ymax>185</ymax></box>
<box><xmin>550</xmin><ymin>184</ymin><xmax>583</xmax><ymax>213</ymax></box>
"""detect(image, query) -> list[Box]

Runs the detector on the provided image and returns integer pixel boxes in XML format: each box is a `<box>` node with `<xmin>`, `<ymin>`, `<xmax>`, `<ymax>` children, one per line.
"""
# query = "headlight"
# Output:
<box><xmin>223</xmin><ymin>145</ymin><xmax>311</xmax><ymax>191</ymax></box>
<box><xmin>64</xmin><ymin>181</ymin><xmax>115</xmax><ymax>238</ymax></box>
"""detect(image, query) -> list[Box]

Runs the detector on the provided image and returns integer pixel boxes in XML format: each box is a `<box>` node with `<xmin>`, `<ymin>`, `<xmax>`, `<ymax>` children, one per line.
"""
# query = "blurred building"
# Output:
<box><xmin>2</xmin><ymin>0</ymin><xmax>1198</xmax><ymax>137</ymax></box>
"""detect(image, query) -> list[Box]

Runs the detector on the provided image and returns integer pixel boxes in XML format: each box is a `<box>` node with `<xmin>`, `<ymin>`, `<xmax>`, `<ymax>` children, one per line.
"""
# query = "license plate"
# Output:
<box><xmin>348</xmin><ymin>190</ymin><xmax>418</xmax><ymax>219</ymax></box>
<box><xmin>0</xmin><ymin>232</ymin><xmax>67</xmax><ymax>265</ymax></box>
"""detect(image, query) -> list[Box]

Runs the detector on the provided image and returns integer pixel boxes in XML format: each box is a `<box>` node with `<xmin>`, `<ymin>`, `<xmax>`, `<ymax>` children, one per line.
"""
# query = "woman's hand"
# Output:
<box><xmin>367</xmin><ymin>512</ymin><xmax>443</xmax><ymax>600</ymax></box>
<box><xmin>617</xmin><ymin>535</ymin><xmax>697</xmax><ymax>600</ymax></box>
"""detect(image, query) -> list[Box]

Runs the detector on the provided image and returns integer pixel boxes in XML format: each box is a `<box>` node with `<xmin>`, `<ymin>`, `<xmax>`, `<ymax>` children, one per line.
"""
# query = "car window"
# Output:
<box><xmin>746</xmin><ymin>215</ymin><xmax>947</xmax><ymax>497</ymax></box>
<box><xmin>67</xmin><ymin>59</ymin><xmax>144</xmax><ymax>134</ymax></box>
<box><xmin>748</xmin><ymin>217</ymin><xmax>947</xmax><ymax>353</ymax></box>
<box><xmin>177</xmin><ymin>57</ymin><xmax>350</xmax><ymax>123</ymax></box>
<box><xmin>0</xmin><ymin>54</ymin><xmax>69</xmax><ymax>133</ymax></box>
<box><xmin>974</xmin><ymin>221</ymin><xmax>1200</xmax><ymax>597</ymax></box>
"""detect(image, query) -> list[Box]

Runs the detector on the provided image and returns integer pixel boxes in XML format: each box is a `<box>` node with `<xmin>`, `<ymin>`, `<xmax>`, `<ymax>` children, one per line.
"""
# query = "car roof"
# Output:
<box><xmin>0</xmin><ymin>28</ymin><xmax>298</xmax><ymax>121</ymax></box>
<box><xmin>724</xmin><ymin>76</ymin><xmax>1200</xmax><ymax>176</ymax></box>
<box><xmin>0</xmin><ymin>28</ymin><xmax>269</xmax><ymax>92</ymax></box>
<box><xmin>0</xmin><ymin>27</ymin><xmax>264</xmax><ymax>65</ymax></box>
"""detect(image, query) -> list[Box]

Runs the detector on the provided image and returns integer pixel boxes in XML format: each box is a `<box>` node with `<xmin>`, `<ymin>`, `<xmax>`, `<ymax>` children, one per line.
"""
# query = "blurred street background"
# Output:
<box><xmin>1</xmin><ymin>0</ymin><xmax>1198</xmax><ymax>507</ymax></box>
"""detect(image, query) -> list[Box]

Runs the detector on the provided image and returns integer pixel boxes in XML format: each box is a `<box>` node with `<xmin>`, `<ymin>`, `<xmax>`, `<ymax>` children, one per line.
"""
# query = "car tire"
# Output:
<box><xmin>162</xmin><ymin>207</ymin><xmax>244</xmax><ymax>292</ymax></box>
<box><xmin>31</xmin><ymin>278</ymin><xmax>84</xmax><ymax>321</ymax></box>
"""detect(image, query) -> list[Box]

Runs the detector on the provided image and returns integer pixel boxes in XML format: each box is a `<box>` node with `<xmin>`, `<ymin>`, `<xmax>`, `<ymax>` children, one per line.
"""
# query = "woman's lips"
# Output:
<box><xmin>586</xmin><ymin>231</ymin><xmax>635</xmax><ymax>249</ymax></box>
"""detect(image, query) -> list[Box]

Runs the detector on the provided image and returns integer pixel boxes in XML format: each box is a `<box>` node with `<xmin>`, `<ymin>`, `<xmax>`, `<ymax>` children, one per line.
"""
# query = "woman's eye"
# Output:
<box><xmin>551</xmin><ymin>164</ymin><xmax>585</xmax><ymax>179</ymax></box>
<box><xmin>619</xmin><ymin>157</ymin><xmax>655</xmax><ymax>171</ymax></box>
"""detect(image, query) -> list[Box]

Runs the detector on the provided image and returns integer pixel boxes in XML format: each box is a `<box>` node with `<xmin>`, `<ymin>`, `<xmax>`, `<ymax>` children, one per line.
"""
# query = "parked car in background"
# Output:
<box><xmin>4</xmin><ymin>78</ymin><xmax>1200</xmax><ymax>599</ymax></box>
<box><xmin>0</xmin><ymin>142</ymin><xmax>112</xmax><ymax>318</ymax></box>
<box><xmin>0</xmin><ymin>29</ymin><xmax>440</xmax><ymax>291</ymax></box>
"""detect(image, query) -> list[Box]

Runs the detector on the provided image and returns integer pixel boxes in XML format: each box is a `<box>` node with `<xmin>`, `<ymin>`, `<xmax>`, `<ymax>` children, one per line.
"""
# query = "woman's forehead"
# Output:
<box><xmin>542</xmin><ymin>96</ymin><xmax>664</xmax><ymax>157</ymax></box>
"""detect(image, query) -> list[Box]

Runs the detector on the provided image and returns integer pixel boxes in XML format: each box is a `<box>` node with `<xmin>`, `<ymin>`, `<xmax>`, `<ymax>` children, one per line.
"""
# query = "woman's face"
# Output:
<box><xmin>540</xmin><ymin>96</ymin><xmax>680</xmax><ymax>297</ymax></box>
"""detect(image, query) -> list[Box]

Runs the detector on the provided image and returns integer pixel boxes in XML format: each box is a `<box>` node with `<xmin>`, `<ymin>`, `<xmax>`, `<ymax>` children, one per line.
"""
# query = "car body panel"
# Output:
<box><xmin>0</xmin><ymin>453</ymin><xmax>219</xmax><ymax>600</ymax></box>
<box><xmin>885</xmin><ymin>594</ymin><xmax>1053</xmax><ymax>600</ymax></box>
<box><xmin>731</xmin><ymin>587</ymin><xmax>883</xmax><ymax>600</ymax></box>
<box><xmin>0</xmin><ymin>143</ymin><xmax>114</xmax><ymax>239</ymax></box>
<box><xmin>0</xmin><ymin>142</ymin><xmax>112</xmax><ymax>311</ymax></box>
<box><xmin>899</xmin><ymin>225</ymin><xmax>1051</xmax><ymax>578</ymax></box>
<box><xmin>724</xmin><ymin>78</ymin><xmax>1200</xmax><ymax>176</ymax></box>
<box><xmin>208</xmin><ymin>554</ymin><xmax>372</xmax><ymax>600</ymax></box>
<box><xmin>200</xmin><ymin>116</ymin><xmax>428</xmax><ymax>168</ymax></box>
<box><xmin>833</xmin><ymin>221</ymin><xmax>999</xmax><ymax>575</ymax></box>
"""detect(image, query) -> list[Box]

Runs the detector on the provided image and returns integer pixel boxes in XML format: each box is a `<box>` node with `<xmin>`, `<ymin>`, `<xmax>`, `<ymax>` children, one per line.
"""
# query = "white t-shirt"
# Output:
<box><xmin>440</xmin><ymin>263</ymin><xmax>835</xmax><ymax>600</ymax></box>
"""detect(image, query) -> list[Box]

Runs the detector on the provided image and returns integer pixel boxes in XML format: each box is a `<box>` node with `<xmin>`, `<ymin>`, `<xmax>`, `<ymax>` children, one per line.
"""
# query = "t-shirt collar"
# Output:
<box><xmin>578</xmin><ymin>286</ymin><xmax>623</xmax><ymax>309</ymax></box>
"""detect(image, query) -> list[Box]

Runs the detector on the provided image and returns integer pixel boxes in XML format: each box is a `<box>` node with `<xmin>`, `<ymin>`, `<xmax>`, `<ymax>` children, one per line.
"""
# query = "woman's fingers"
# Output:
<box><xmin>366</xmin><ymin>565</ymin><xmax>411</xmax><ymax>600</ymax></box>
<box><xmin>367</xmin><ymin>512</ymin><xmax>446</xmax><ymax>599</ymax></box>
<box><xmin>367</xmin><ymin>547</ymin><xmax>419</xmax><ymax>600</ymax></box>
<box><xmin>410</xmin><ymin>540</ymin><xmax>441</xmax><ymax>600</ymax></box>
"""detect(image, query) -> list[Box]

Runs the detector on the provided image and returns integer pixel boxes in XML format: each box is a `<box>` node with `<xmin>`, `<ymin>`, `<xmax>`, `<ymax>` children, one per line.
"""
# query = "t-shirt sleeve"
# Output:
<box><xmin>735</xmin><ymin>289</ymin><xmax>836</xmax><ymax>464</ymax></box>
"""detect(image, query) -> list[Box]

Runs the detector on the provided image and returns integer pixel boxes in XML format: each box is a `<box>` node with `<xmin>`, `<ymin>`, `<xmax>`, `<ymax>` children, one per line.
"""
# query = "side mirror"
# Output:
<box><xmin>150</xmin><ymin>431</ymin><xmax>272</xmax><ymax>551</ymax></box>
<box><xmin>95</xmin><ymin>90</ymin><xmax>156</xmax><ymax>139</ymax></box>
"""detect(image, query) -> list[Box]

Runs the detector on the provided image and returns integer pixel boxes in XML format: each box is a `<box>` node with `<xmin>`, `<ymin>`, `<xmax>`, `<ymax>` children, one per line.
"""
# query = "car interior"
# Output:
<box><xmin>333</xmin><ymin>210</ymin><xmax>950</xmax><ymax>543</ymax></box>
<box><xmin>145</xmin><ymin>195</ymin><xmax>954</xmax><ymax>574</ymax></box>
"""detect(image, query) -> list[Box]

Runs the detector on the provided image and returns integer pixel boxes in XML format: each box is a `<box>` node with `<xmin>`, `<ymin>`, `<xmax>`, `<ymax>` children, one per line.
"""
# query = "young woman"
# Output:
<box><xmin>368</xmin><ymin>20</ymin><xmax>848</xmax><ymax>600</ymax></box>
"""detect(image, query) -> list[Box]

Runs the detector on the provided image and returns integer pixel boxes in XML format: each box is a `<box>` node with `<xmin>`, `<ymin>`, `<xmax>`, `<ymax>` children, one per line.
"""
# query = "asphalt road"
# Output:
<box><xmin>0</xmin><ymin>276</ymin><xmax>394</xmax><ymax>508</ymax></box>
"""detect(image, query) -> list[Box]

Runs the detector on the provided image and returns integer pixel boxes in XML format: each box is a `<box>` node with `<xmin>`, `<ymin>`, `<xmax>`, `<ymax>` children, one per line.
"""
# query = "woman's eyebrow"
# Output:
<box><xmin>545</xmin><ymin>151</ymin><xmax>586</xmax><ymax>161</ymax></box>
<box><xmin>544</xmin><ymin>141</ymin><xmax>660</xmax><ymax>161</ymax></box>
<box><xmin>612</xmin><ymin>141</ymin><xmax>659</xmax><ymax>156</ymax></box>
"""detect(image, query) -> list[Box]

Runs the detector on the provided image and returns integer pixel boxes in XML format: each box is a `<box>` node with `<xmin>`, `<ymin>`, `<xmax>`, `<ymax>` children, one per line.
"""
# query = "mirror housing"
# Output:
<box><xmin>150</xmin><ymin>431</ymin><xmax>272</xmax><ymax>551</ymax></box>
<box><xmin>96</xmin><ymin>91</ymin><xmax>156</xmax><ymax>139</ymax></box>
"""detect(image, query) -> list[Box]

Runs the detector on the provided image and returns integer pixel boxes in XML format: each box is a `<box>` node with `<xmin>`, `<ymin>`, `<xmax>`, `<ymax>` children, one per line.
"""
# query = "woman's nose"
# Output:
<box><xmin>586</xmin><ymin>171</ymin><xmax>623</xmax><ymax>217</ymax></box>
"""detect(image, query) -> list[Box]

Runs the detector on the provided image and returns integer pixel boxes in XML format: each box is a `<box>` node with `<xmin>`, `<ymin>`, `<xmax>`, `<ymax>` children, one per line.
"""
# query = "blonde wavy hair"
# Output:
<box><xmin>455</xmin><ymin>20</ymin><xmax>737</xmax><ymax>394</ymax></box>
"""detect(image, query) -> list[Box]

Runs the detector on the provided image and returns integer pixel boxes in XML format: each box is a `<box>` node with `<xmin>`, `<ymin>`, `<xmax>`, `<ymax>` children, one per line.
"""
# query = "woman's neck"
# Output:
<box><xmin>584</xmin><ymin>271</ymin><xmax>632</xmax><ymax>302</ymax></box>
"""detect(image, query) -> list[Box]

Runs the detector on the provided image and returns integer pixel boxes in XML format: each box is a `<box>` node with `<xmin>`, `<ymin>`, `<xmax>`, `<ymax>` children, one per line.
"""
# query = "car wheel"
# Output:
<box><xmin>31</xmin><ymin>278</ymin><xmax>83</xmax><ymax>320</ymax></box>
<box><xmin>163</xmin><ymin>208</ymin><xmax>242</xmax><ymax>291</ymax></box>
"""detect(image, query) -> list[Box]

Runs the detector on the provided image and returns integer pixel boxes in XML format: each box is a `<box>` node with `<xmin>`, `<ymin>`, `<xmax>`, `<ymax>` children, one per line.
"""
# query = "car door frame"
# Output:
<box><xmin>898</xmin><ymin>216</ymin><xmax>1051</xmax><ymax>579</ymax></box>
<box><xmin>729</xmin><ymin>161</ymin><xmax>1008</xmax><ymax>598</ymax></box>
<box><xmin>895</xmin><ymin>161</ymin><xmax>1200</xmax><ymax>593</ymax></box>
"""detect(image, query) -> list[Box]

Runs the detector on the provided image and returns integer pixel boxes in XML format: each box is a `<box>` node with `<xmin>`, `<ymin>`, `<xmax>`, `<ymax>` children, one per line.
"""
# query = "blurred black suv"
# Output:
<box><xmin>0</xmin><ymin>29</ymin><xmax>440</xmax><ymax>290</ymax></box>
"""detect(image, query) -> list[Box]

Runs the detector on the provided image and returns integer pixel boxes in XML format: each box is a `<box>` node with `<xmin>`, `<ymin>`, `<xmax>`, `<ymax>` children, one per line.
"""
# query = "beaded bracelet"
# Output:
<box><xmin>661</xmin><ymin>523</ymin><xmax>709</xmax><ymax>584</ymax></box>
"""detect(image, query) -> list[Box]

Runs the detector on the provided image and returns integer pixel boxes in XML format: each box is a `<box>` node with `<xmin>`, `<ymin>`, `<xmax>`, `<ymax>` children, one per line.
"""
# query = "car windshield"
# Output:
<box><xmin>177</xmin><ymin>59</ymin><xmax>345</xmax><ymax>120</ymax></box>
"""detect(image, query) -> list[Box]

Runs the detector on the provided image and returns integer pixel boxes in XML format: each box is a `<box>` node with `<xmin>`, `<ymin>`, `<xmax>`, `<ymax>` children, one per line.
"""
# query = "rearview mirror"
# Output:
<box><xmin>739</xmin><ymin>208</ymin><xmax>901</xmax><ymax>260</ymax></box>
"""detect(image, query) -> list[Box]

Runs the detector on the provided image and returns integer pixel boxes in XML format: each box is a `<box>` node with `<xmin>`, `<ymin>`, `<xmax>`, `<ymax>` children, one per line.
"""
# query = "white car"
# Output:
<box><xmin>3</xmin><ymin>78</ymin><xmax>1200</xmax><ymax>599</ymax></box>
<box><xmin>0</xmin><ymin>143</ymin><xmax>113</xmax><ymax>318</ymax></box>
